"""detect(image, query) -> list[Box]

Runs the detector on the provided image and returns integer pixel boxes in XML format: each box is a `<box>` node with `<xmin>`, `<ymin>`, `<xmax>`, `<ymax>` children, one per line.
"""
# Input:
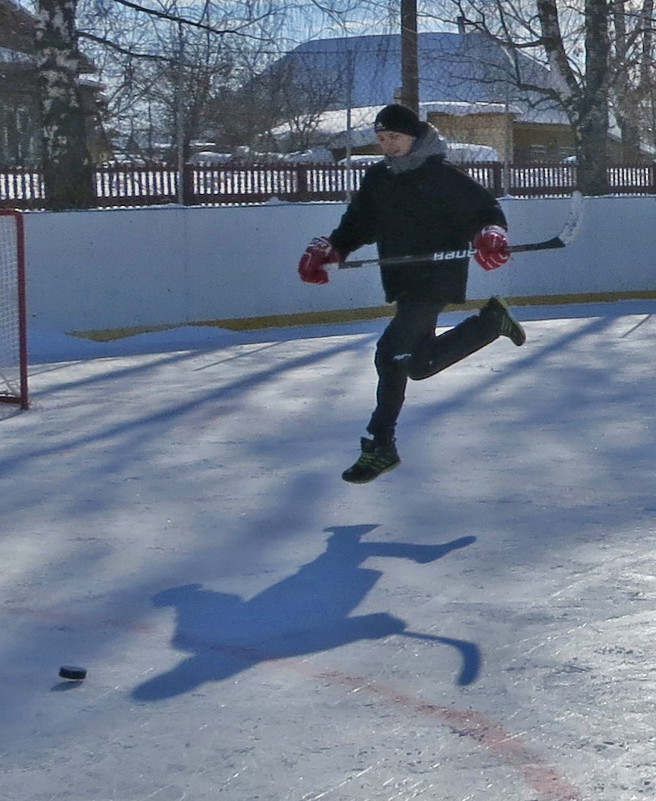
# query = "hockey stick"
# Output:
<box><xmin>332</xmin><ymin>190</ymin><xmax>584</xmax><ymax>270</ymax></box>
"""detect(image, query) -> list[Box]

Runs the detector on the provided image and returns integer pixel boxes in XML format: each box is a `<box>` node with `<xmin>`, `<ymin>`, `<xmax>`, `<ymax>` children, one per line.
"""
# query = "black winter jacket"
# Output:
<box><xmin>329</xmin><ymin>135</ymin><xmax>507</xmax><ymax>304</ymax></box>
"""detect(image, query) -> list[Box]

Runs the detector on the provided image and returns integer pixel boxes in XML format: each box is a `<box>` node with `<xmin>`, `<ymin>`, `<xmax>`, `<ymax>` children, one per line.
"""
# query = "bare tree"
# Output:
<box><xmin>35</xmin><ymin>0</ymin><xmax>95</xmax><ymax>209</ymax></box>
<box><xmin>224</xmin><ymin>47</ymin><xmax>348</xmax><ymax>153</ymax></box>
<box><xmin>430</xmin><ymin>0</ymin><xmax>613</xmax><ymax>194</ymax></box>
<box><xmin>608</xmin><ymin>0</ymin><xmax>655</xmax><ymax>160</ymax></box>
<box><xmin>76</xmin><ymin>0</ymin><xmax>285</xmax><ymax>159</ymax></box>
<box><xmin>28</xmin><ymin>0</ymin><xmax>290</xmax><ymax>208</ymax></box>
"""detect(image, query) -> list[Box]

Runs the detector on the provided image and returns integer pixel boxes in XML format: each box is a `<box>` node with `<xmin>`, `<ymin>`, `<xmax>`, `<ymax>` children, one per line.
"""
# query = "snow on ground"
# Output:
<box><xmin>2</xmin><ymin>300</ymin><xmax>656</xmax><ymax>801</ymax></box>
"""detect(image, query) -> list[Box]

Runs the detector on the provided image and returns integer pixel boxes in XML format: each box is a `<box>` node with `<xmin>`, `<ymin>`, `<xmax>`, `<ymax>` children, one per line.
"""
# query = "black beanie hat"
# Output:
<box><xmin>374</xmin><ymin>104</ymin><xmax>423</xmax><ymax>137</ymax></box>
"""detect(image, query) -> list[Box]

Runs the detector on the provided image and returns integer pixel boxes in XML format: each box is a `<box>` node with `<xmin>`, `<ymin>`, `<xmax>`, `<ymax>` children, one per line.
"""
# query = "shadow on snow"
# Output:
<box><xmin>132</xmin><ymin>524</ymin><xmax>478</xmax><ymax>701</ymax></box>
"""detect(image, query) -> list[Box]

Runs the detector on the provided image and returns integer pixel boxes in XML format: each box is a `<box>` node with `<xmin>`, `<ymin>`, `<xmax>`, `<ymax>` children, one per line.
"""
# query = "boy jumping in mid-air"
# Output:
<box><xmin>298</xmin><ymin>104</ymin><xmax>525</xmax><ymax>483</ymax></box>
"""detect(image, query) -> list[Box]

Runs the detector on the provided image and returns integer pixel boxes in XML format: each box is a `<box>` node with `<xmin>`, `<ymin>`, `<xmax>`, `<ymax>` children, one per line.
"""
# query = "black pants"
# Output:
<box><xmin>366</xmin><ymin>296</ymin><xmax>499</xmax><ymax>442</ymax></box>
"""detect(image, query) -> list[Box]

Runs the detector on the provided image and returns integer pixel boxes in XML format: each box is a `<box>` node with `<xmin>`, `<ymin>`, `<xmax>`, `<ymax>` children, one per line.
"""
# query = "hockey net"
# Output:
<box><xmin>0</xmin><ymin>210</ymin><xmax>28</xmax><ymax>409</ymax></box>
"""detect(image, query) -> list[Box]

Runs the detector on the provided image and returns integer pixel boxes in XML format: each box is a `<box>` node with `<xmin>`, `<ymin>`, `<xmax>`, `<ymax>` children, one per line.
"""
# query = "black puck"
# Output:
<box><xmin>59</xmin><ymin>665</ymin><xmax>87</xmax><ymax>681</ymax></box>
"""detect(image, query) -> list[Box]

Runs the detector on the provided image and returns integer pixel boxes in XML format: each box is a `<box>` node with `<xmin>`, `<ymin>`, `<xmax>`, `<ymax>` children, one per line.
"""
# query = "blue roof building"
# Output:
<box><xmin>267</xmin><ymin>31</ymin><xmax>578</xmax><ymax>163</ymax></box>
<box><xmin>282</xmin><ymin>31</ymin><xmax>557</xmax><ymax>113</ymax></box>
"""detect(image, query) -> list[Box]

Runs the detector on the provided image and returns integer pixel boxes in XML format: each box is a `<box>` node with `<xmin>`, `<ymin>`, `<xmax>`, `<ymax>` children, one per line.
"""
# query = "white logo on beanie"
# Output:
<box><xmin>374</xmin><ymin>104</ymin><xmax>423</xmax><ymax>137</ymax></box>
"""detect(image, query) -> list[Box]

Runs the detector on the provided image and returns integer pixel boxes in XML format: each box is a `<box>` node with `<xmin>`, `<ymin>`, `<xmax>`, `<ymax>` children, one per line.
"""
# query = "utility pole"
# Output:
<box><xmin>400</xmin><ymin>0</ymin><xmax>419</xmax><ymax>113</ymax></box>
<box><xmin>176</xmin><ymin>21</ymin><xmax>185</xmax><ymax>205</ymax></box>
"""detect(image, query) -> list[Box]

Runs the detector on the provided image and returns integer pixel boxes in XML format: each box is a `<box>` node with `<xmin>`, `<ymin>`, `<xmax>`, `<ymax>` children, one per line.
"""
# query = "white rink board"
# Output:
<box><xmin>22</xmin><ymin>195</ymin><xmax>656</xmax><ymax>332</ymax></box>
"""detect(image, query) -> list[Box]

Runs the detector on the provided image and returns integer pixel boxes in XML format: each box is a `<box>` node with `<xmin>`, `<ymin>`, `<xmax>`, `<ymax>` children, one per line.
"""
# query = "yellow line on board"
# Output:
<box><xmin>70</xmin><ymin>291</ymin><xmax>656</xmax><ymax>341</ymax></box>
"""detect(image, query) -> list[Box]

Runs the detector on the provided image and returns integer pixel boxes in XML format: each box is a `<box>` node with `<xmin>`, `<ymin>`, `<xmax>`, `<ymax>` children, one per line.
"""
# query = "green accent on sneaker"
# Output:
<box><xmin>482</xmin><ymin>296</ymin><xmax>526</xmax><ymax>346</ymax></box>
<box><xmin>342</xmin><ymin>437</ymin><xmax>401</xmax><ymax>484</ymax></box>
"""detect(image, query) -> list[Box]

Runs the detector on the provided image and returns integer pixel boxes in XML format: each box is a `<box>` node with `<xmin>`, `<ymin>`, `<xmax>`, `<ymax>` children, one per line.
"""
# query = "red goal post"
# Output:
<box><xmin>0</xmin><ymin>210</ymin><xmax>28</xmax><ymax>409</ymax></box>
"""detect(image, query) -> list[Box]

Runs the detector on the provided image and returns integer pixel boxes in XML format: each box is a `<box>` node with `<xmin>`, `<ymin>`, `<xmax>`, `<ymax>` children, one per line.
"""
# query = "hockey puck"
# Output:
<box><xmin>59</xmin><ymin>665</ymin><xmax>87</xmax><ymax>681</ymax></box>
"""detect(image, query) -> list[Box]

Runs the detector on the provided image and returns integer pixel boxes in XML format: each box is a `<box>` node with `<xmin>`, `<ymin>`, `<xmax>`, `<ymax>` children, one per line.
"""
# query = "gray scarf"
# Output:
<box><xmin>385</xmin><ymin>124</ymin><xmax>448</xmax><ymax>175</ymax></box>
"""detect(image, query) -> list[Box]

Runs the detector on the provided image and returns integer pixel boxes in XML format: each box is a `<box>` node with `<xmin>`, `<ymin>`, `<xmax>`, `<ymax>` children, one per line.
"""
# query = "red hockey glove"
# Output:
<box><xmin>298</xmin><ymin>236</ymin><xmax>343</xmax><ymax>284</ymax></box>
<box><xmin>474</xmin><ymin>225</ymin><xmax>510</xmax><ymax>271</ymax></box>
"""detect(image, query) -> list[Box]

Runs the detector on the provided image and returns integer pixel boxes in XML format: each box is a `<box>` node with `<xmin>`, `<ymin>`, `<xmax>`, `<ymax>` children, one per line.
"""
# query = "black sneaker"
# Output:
<box><xmin>481</xmin><ymin>296</ymin><xmax>526</xmax><ymax>346</ymax></box>
<box><xmin>342</xmin><ymin>437</ymin><xmax>401</xmax><ymax>483</ymax></box>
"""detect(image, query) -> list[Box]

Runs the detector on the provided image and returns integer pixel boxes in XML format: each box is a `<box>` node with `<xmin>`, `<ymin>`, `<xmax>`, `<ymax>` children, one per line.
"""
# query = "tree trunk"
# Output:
<box><xmin>611</xmin><ymin>0</ymin><xmax>653</xmax><ymax>161</ymax></box>
<box><xmin>400</xmin><ymin>0</ymin><xmax>419</xmax><ymax>113</ymax></box>
<box><xmin>537</xmin><ymin>0</ymin><xmax>611</xmax><ymax>195</ymax></box>
<box><xmin>35</xmin><ymin>0</ymin><xmax>95</xmax><ymax>210</ymax></box>
<box><xmin>616</xmin><ymin>114</ymin><xmax>643</xmax><ymax>161</ymax></box>
<box><xmin>576</xmin><ymin>0</ymin><xmax>610</xmax><ymax>194</ymax></box>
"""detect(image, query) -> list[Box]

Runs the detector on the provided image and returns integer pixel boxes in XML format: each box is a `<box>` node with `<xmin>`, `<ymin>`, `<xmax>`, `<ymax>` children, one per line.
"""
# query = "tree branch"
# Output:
<box><xmin>111</xmin><ymin>0</ymin><xmax>272</xmax><ymax>40</ymax></box>
<box><xmin>79</xmin><ymin>30</ymin><xmax>175</xmax><ymax>63</ymax></box>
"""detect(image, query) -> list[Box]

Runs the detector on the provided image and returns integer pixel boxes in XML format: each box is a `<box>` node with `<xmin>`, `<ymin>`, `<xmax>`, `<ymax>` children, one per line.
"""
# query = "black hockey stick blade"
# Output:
<box><xmin>509</xmin><ymin>189</ymin><xmax>583</xmax><ymax>253</ymax></box>
<box><xmin>334</xmin><ymin>190</ymin><xmax>584</xmax><ymax>270</ymax></box>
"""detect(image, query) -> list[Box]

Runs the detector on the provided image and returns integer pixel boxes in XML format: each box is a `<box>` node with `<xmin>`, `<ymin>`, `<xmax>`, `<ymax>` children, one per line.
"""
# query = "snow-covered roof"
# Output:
<box><xmin>270</xmin><ymin>101</ymin><xmax>521</xmax><ymax>150</ymax></box>
<box><xmin>268</xmin><ymin>32</ymin><xmax>568</xmax><ymax>126</ymax></box>
<box><xmin>271</xmin><ymin>106</ymin><xmax>384</xmax><ymax>149</ymax></box>
<box><xmin>447</xmin><ymin>142</ymin><xmax>500</xmax><ymax>162</ymax></box>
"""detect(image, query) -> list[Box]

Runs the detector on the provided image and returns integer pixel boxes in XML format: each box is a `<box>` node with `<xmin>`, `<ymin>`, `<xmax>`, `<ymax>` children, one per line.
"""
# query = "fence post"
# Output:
<box><xmin>182</xmin><ymin>163</ymin><xmax>195</xmax><ymax>206</ymax></box>
<box><xmin>297</xmin><ymin>164</ymin><xmax>309</xmax><ymax>202</ymax></box>
<box><xmin>492</xmin><ymin>162</ymin><xmax>503</xmax><ymax>197</ymax></box>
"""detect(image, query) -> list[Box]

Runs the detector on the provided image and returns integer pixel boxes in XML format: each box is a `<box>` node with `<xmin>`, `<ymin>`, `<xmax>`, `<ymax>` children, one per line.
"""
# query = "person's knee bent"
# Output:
<box><xmin>375</xmin><ymin>338</ymin><xmax>410</xmax><ymax>377</ymax></box>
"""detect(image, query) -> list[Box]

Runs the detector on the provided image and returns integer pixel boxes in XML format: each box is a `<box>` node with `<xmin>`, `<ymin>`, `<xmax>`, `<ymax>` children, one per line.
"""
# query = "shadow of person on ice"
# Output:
<box><xmin>132</xmin><ymin>525</ymin><xmax>478</xmax><ymax>701</ymax></box>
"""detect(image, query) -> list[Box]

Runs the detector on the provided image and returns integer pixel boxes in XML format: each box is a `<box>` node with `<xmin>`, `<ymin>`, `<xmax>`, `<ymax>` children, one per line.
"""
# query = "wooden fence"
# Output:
<box><xmin>2</xmin><ymin>161</ymin><xmax>656</xmax><ymax>210</ymax></box>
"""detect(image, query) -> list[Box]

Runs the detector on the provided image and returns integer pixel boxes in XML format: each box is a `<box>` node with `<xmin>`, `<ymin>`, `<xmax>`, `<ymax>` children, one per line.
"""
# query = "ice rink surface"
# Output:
<box><xmin>2</xmin><ymin>299</ymin><xmax>656</xmax><ymax>801</ymax></box>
